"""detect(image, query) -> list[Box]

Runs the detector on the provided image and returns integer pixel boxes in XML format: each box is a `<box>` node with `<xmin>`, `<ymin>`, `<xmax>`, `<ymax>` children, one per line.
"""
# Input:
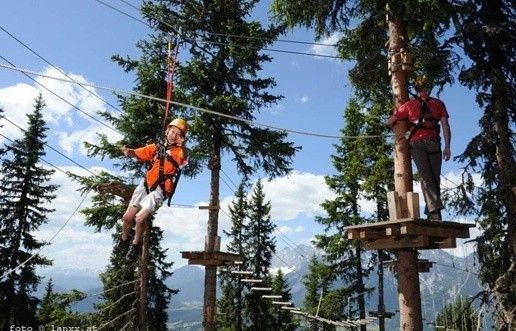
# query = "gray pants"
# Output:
<box><xmin>410</xmin><ymin>137</ymin><xmax>443</xmax><ymax>215</ymax></box>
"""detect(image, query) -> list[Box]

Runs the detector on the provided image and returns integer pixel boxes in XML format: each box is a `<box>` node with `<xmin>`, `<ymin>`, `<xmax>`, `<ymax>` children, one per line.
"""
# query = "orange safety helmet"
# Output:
<box><xmin>168</xmin><ymin>118</ymin><xmax>188</xmax><ymax>136</ymax></box>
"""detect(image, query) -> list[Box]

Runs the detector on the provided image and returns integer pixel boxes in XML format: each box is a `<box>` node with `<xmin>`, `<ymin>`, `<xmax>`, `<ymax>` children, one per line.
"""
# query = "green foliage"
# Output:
<box><xmin>37</xmin><ymin>278</ymin><xmax>89</xmax><ymax>327</ymax></box>
<box><xmin>302</xmin><ymin>256</ymin><xmax>333</xmax><ymax>331</ymax></box>
<box><xmin>269</xmin><ymin>270</ymin><xmax>298</xmax><ymax>331</ymax></box>
<box><xmin>435</xmin><ymin>296</ymin><xmax>478</xmax><ymax>331</ymax></box>
<box><xmin>243</xmin><ymin>179</ymin><xmax>275</xmax><ymax>329</ymax></box>
<box><xmin>271</xmin><ymin>0</ymin><xmax>458</xmax><ymax>97</ymax></box>
<box><xmin>0</xmin><ymin>94</ymin><xmax>57</xmax><ymax>329</ymax></box>
<box><xmin>450</xmin><ymin>1</ymin><xmax>516</xmax><ymax>327</ymax></box>
<box><xmin>218</xmin><ymin>181</ymin><xmax>249</xmax><ymax>331</ymax></box>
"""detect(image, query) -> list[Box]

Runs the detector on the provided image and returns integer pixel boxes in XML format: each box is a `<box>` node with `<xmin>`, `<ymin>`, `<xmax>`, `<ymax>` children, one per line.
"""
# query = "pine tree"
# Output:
<box><xmin>243</xmin><ymin>179</ymin><xmax>275</xmax><ymax>330</ymax></box>
<box><xmin>306</xmin><ymin>99</ymin><xmax>375</xmax><ymax>329</ymax></box>
<box><xmin>37</xmin><ymin>278</ymin><xmax>88</xmax><ymax>327</ymax></box>
<box><xmin>0</xmin><ymin>94</ymin><xmax>57</xmax><ymax>329</ymax></box>
<box><xmin>302</xmin><ymin>256</ymin><xmax>332</xmax><ymax>331</ymax></box>
<box><xmin>218</xmin><ymin>182</ymin><xmax>249</xmax><ymax>330</ymax></box>
<box><xmin>269</xmin><ymin>269</ymin><xmax>297</xmax><ymax>331</ymax></box>
<box><xmin>435</xmin><ymin>296</ymin><xmax>478</xmax><ymax>331</ymax></box>
<box><xmin>451</xmin><ymin>1</ymin><xmax>516</xmax><ymax>328</ymax></box>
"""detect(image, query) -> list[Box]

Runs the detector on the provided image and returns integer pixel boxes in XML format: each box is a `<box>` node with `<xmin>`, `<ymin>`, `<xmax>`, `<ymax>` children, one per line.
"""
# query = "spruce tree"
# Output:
<box><xmin>218</xmin><ymin>182</ymin><xmax>249</xmax><ymax>331</ymax></box>
<box><xmin>435</xmin><ymin>296</ymin><xmax>478</xmax><ymax>331</ymax></box>
<box><xmin>307</xmin><ymin>99</ymin><xmax>375</xmax><ymax>329</ymax></box>
<box><xmin>269</xmin><ymin>269</ymin><xmax>297</xmax><ymax>331</ymax></box>
<box><xmin>302</xmin><ymin>256</ymin><xmax>332</xmax><ymax>331</ymax></box>
<box><xmin>243</xmin><ymin>179</ymin><xmax>275</xmax><ymax>330</ymax></box>
<box><xmin>0</xmin><ymin>94</ymin><xmax>57</xmax><ymax>329</ymax></box>
<box><xmin>452</xmin><ymin>1</ymin><xmax>516</xmax><ymax>328</ymax></box>
<box><xmin>37</xmin><ymin>278</ymin><xmax>88</xmax><ymax>327</ymax></box>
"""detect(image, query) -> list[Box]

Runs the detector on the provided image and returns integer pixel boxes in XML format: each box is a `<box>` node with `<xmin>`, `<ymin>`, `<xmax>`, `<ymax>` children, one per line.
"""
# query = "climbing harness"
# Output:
<box><xmin>405</xmin><ymin>96</ymin><xmax>441</xmax><ymax>141</ymax></box>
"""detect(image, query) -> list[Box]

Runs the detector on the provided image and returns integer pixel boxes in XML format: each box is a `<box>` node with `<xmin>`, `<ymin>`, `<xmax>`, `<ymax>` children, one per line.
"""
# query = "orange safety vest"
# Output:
<box><xmin>133</xmin><ymin>143</ymin><xmax>187</xmax><ymax>197</ymax></box>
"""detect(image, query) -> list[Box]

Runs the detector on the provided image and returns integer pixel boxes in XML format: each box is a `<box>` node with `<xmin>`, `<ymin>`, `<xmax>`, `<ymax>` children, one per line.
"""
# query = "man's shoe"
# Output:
<box><xmin>428</xmin><ymin>210</ymin><xmax>442</xmax><ymax>221</ymax></box>
<box><xmin>125</xmin><ymin>244</ymin><xmax>142</xmax><ymax>262</ymax></box>
<box><xmin>114</xmin><ymin>238</ymin><xmax>129</xmax><ymax>255</ymax></box>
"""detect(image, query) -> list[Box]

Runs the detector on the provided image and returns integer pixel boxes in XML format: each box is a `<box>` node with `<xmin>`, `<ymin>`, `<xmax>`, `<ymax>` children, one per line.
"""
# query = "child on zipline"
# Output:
<box><xmin>116</xmin><ymin>118</ymin><xmax>188</xmax><ymax>261</ymax></box>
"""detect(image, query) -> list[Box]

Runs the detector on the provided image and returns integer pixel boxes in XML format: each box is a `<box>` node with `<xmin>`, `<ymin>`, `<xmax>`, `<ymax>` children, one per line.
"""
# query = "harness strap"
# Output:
<box><xmin>407</xmin><ymin>97</ymin><xmax>440</xmax><ymax>140</ymax></box>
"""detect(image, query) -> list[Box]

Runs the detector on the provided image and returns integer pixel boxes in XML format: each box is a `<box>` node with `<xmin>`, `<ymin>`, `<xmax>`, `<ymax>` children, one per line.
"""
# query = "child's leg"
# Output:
<box><xmin>122</xmin><ymin>205</ymin><xmax>139</xmax><ymax>241</ymax></box>
<box><xmin>133</xmin><ymin>207</ymin><xmax>152</xmax><ymax>245</ymax></box>
<box><xmin>132</xmin><ymin>188</ymin><xmax>164</xmax><ymax>245</ymax></box>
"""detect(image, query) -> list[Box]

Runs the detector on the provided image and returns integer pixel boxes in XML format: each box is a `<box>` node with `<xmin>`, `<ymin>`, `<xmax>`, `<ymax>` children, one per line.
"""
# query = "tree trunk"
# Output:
<box><xmin>203</xmin><ymin>135</ymin><xmax>221</xmax><ymax>331</ymax></box>
<box><xmin>388</xmin><ymin>14</ymin><xmax>423</xmax><ymax>331</ymax></box>
<box><xmin>378</xmin><ymin>252</ymin><xmax>386</xmax><ymax>331</ymax></box>
<box><xmin>491</xmin><ymin>66</ymin><xmax>516</xmax><ymax>329</ymax></box>
<box><xmin>139</xmin><ymin>220</ymin><xmax>151</xmax><ymax>330</ymax></box>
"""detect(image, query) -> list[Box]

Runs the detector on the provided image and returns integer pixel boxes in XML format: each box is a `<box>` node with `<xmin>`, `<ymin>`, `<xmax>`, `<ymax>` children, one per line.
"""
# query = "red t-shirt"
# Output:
<box><xmin>394</xmin><ymin>97</ymin><xmax>449</xmax><ymax>141</ymax></box>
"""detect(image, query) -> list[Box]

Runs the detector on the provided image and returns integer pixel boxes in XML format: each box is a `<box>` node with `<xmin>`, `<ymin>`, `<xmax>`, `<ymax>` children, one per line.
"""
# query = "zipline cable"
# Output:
<box><xmin>117</xmin><ymin>0</ymin><xmax>338</xmax><ymax>47</ymax></box>
<box><xmin>94</xmin><ymin>0</ymin><xmax>341</xmax><ymax>59</ymax></box>
<box><xmin>0</xmin><ymin>63</ymin><xmax>396</xmax><ymax>140</ymax></box>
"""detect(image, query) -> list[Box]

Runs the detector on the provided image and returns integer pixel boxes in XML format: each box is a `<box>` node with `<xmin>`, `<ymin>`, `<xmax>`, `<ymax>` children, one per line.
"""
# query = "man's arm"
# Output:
<box><xmin>441</xmin><ymin>116</ymin><xmax>451</xmax><ymax>161</ymax></box>
<box><xmin>386</xmin><ymin>114</ymin><xmax>397</xmax><ymax>128</ymax></box>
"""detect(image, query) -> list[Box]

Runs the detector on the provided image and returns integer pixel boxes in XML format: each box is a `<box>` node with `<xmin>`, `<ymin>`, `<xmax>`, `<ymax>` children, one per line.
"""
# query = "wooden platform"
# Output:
<box><xmin>181</xmin><ymin>251</ymin><xmax>241</xmax><ymax>266</ymax></box>
<box><xmin>344</xmin><ymin>218</ymin><xmax>474</xmax><ymax>250</ymax></box>
<box><xmin>385</xmin><ymin>259</ymin><xmax>434</xmax><ymax>273</ymax></box>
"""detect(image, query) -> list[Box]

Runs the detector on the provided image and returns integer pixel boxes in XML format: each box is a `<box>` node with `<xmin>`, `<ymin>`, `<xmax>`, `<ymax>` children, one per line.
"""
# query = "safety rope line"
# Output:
<box><xmin>161</xmin><ymin>32</ymin><xmax>181</xmax><ymax>135</ymax></box>
<box><xmin>0</xmin><ymin>63</ymin><xmax>395</xmax><ymax>140</ymax></box>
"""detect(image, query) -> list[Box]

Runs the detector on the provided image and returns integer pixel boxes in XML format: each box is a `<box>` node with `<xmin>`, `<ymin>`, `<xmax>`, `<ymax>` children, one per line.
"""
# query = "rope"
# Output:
<box><xmin>161</xmin><ymin>32</ymin><xmax>181</xmax><ymax>135</ymax></box>
<box><xmin>0</xmin><ymin>63</ymin><xmax>394</xmax><ymax>140</ymax></box>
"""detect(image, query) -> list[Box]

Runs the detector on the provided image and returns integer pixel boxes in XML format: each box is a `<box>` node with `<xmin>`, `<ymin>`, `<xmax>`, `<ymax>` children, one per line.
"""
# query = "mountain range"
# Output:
<box><xmin>37</xmin><ymin>244</ymin><xmax>484</xmax><ymax>330</ymax></box>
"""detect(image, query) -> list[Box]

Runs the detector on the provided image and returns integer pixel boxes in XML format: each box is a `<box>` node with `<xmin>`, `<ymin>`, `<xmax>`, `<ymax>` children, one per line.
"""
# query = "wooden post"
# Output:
<box><xmin>139</xmin><ymin>220</ymin><xmax>151</xmax><ymax>330</ymax></box>
<box><xmin>388</xmin><ymin>10</ymin><xmax>423</xmax><ymax>331</ymax></box>
<box><xmin>203</xmin><ymin>149</ymin><xmax>221</xmax><ymax>331</ymax></box>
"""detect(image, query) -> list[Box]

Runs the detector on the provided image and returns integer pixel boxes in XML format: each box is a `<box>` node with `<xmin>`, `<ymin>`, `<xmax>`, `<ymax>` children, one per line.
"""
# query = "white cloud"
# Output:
<box><xmin>276</xmin><ymin>225</ymin><xmax>305</xmax><ymax>234</ymax></box>
<box><xmin>261</xmin><ymin>170</ymin><xmax>335</xmax><ymax>221</ymax></box>
<box><xmin>0</xmin><ymin>66</ymin><xmax>122</xmax><ymax>156</ymax></box>
<box><xmin>310</xmin><ymin>32</ymin><xmax>342</xmax><ymax>59</ymax></box>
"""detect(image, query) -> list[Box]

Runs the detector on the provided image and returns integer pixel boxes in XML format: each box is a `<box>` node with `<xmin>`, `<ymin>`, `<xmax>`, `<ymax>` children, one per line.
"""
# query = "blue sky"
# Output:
<box><xmin>0</xmin><ymin>0</ymin><xmax>481</xmax><ymax>276</ymax></box>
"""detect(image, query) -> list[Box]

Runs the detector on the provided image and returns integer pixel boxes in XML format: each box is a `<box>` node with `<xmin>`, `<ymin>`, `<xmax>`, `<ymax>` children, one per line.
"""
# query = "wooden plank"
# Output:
<box><xmin>387</xmin><ymin>191</ymin><xmax>401</xmax><ymax>221</ymax></box>
<box><xmin>343</xmin><ymin>218</ymin><xmax>474</xmax><ymax>231</ymax></box>
<box><xmin>406</xmin><ymin>192</ymin><xmax>420</xmax><ymax>218</ymax></box>
<box><xmin>347</xmin><ymin>229</ymin><xmax>361</xmax><ymax>240</ymax></box>
<box><xmin>366</xmin><ymin>235</ymin><xmax>429</xmax><ymax>250</ymax></box>
<box><xmin>386</xmin><ymin>224</ymin><xmax>401</xmax><ymax>237</ymax></box>
<box><xmin>359</xmin><ymin>228</ymin><xmax>385</xmax><ymax>240</ymax></box>
<box><xmin>433</xmin><ymin>237</ymin><xmax>456</xmax><ymax>249</ymax></box>
<box><xmin>401</xmin><ymin>223</ymin><xmax>470</xmax><ymax>238</ymax></box>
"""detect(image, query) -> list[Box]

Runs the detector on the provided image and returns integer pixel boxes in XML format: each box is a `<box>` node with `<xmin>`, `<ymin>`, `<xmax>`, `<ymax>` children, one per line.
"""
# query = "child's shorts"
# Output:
<box><xmin>129</xmin><ymin>179</ymin><xmax>164</xmax><ymax>213</ymax></box>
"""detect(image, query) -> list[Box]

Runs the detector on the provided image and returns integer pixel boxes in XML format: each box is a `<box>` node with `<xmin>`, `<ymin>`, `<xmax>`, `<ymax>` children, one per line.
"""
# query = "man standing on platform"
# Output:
<box><xmin>387</xmin><ymin>76</ymin><xmax>452</xmax><ymax>221</ymax></box>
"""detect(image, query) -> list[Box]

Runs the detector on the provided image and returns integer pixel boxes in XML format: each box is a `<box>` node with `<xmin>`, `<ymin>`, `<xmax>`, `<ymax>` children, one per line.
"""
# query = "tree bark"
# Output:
<box><xmin>388</xmin><ymin>14</ymin><xmax>423</xmax><ymax>331</ymax></box>
<box><xmin>203</xmin><ymin>134</ymin><xmax>221</xmax><ymax>331</ymax></box>
<box><xmin>139</xmin><ymin>220</ymin><xmax>151</xmax><ymax>330</ymax></box>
